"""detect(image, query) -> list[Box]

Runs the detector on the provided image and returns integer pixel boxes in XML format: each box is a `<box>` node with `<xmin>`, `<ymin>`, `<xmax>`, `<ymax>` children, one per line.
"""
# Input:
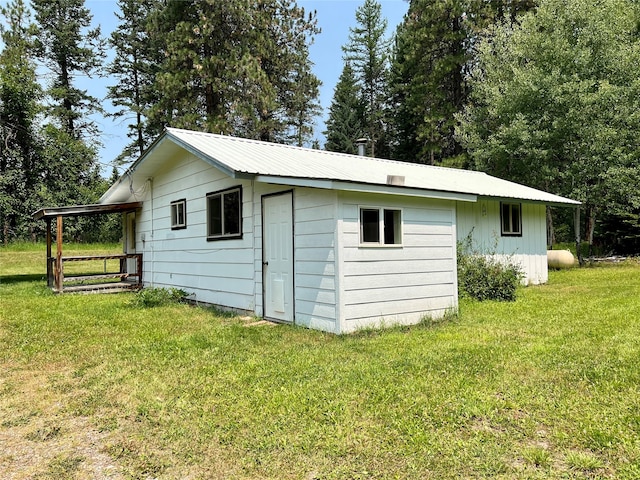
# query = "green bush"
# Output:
<box><xmin>131</xmin><ymin>287</ymin><xmax>188</xmax><ymax>307</ymax></box>
<box><xmin>457</xmin><ymin>234</ymin><xmax>524</xmax><ymax>302</ymax></box>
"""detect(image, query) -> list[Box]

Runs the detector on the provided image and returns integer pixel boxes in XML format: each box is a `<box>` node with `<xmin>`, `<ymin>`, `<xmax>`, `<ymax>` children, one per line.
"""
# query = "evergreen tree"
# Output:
<box><xmin>342</xmin><ymin>0</ymin><xmax>391</xmax><ymax>158</ymax></box>
<box><xmin>149</xmin><ymin>0</ymin><xmax>320</xmax><ymax>143</ymax></box>
<box><xmin>107</xmin><ymin>0</ymin><xmax>161</xmax><ymax>165</ymax></box>
<box><xmin>0</xmin><ymin>0</ymin><xmax>41</xmax><ymax>243</ymax></box>
<box><xmin>283</xmin><ymin>53</ymin><xmax>322</xmax><ymax>147</ymax></box>
<box><xmin>32</xmin><ymin>0</ymin><xmax>106</xmax><ymax>140</ymax></box>
<box><xmin>32</xmin><ymin>0</ymin><xmax>106</xmax><ymax>230</ymax></box>
<box><xmin>324</xmin><ymin>63</ymin><xmax>364</xmax><ymax>154</ymax></box>
<box><xmin>389</xmin><ymin>0</ymin><xmax>536</xmax><ymax>165</ymax></box>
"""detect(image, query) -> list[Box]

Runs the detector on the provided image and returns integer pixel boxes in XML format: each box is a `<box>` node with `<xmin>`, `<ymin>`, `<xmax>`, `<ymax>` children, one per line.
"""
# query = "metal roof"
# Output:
<box><xmin>101</xmin><ymin>128</ymin><xmax>579</xmax><ymax>206</ymax></box>
<box><xmin>33</xmin><ymin>202</ymin><xmax>143</xmax><ymax>220</ymax></box>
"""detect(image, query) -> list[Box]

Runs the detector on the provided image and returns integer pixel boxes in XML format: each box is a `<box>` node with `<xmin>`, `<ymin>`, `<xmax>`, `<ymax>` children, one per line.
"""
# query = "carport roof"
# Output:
<box><xmin>32</xmin><ymin>202</ymin><xmax>143</xmax><ymax>220</ymax></box>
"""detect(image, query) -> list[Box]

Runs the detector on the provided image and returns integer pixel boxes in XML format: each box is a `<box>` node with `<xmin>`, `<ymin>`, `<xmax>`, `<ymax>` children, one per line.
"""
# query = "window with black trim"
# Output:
<box><xmin>207</xmin><ymin>186</ymin><xmax>242</xmax><ymax>240</ymax></box>
<box><xmin>501</xmin><ymin>202</ymin><xmax>522</xmax><ymax>236</ymax></box>
<box><xmin>170</xmin><ymin>199</ymin><xmax>186</xmax><ymax>230</ymax></box>
<box><xmin>360</xmin><ymin>207</ymin><xmax>402</xmax><ymax>245</ymax></box>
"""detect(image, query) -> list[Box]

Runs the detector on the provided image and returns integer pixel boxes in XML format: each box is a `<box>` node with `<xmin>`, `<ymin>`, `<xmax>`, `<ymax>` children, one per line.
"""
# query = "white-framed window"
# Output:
<box><xmin>359</xmin><ymin>207</ymin><xmax>402</xmax><ymax>246</ymax></box>
<box><xmin>207</xmin><ymin>186</ymin><xmax>242</xmax><ymax>240</ymax></box>
<box><xmin>170</xmin><ymin>199</ymin><xmax>187</xmax><ymax>230</ymax></box>
<box><xmin>501</xmin><ymin>202</ymin><xmax>522</xmax><ymax>236</ymax></box>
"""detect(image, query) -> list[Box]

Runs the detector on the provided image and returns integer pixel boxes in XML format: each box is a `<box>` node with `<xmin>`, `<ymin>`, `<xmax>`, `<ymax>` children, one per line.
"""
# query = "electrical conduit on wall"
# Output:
<box><xmin>148</xmin><ymin>177</ymin><xmax>154</xmax><ymax>287</ymax></box>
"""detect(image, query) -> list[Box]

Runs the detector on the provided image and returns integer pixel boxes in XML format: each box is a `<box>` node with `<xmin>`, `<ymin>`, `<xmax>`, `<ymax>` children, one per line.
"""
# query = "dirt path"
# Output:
<box><xmin>0</xmin><ymin>366</ymin><xmax>125</xmax><ymax>480</ymax></box>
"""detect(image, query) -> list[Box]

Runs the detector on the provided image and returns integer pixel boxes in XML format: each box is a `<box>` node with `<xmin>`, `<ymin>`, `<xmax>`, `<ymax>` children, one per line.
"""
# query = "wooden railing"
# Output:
<box><xmin>48</xmin><ymin>253</ymin><xmax>142</xmax><ymax>293</ymax></box>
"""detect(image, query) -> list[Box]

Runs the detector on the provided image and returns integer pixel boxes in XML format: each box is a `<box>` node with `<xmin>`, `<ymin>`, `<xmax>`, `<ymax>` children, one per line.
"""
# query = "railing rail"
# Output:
<box><xmin>48</xmin><ymin>253</ymin><xmax>142</xmax><ymax>293</ymax></box>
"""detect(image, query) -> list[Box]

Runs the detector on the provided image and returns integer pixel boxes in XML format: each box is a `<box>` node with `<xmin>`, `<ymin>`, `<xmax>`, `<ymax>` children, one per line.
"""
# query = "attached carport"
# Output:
<box><xmin>32</xmin><ymin>202</ymin><xmax>142</xmax><ymax>293</ymax></box>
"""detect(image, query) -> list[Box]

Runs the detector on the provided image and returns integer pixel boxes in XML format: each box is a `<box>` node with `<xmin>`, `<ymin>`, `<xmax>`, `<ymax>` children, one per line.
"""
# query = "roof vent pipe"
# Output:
<box><xmin>355</xmin><ymin>138</ymin><xmax>368</xmax><ymax>156</ymax></box>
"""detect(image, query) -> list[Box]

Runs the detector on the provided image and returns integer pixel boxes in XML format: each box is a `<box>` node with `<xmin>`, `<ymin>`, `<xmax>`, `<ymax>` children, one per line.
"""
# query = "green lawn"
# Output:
<box><xmin>1</xmin><ymin>244</ymin><xmax>639</xmax><ymax>479</ymax></box>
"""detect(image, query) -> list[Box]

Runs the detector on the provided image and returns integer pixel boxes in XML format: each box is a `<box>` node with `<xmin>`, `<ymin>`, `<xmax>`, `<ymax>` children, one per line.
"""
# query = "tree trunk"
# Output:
<box><xmin>585</xmin><ymin>204</ymin><xmax>597</xmax><ymax>257</ymax></box>
<box><xmin>574</xmin><ymin>206</ymin><xmax>583</xmax><ymax>265</ymax></box>
<box><xmin>546</xmin><ymin>206</ymin><xmax>555</xmax><ymax>248</ymax></box>
<box><xmin>60</xmin><ymin>56</ymin><xmax>74</xmax><ymax>135</ymax></box>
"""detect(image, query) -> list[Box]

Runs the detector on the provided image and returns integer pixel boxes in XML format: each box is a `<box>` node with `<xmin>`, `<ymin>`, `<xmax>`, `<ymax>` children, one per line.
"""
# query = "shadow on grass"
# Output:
<box><xmin>0</xmin><ymin>274</ymin><xmax>46</xmax><ymax>284</ymax></box>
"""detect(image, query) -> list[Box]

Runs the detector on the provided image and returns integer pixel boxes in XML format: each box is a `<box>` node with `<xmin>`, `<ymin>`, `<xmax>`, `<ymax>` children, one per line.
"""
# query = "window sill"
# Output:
<box><xmin>358</xmin><ymin>243</ymin><xmax>403</xmax><ymax>249</ymax></box>
<box><xmin>207</xmin><ymin>234</ymin><xmax>243</xmax><ymax>241</ymax></box>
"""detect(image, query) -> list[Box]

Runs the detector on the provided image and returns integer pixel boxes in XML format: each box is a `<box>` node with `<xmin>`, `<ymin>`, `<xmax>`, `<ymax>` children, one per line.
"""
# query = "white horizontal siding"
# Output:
<box><xmin>456</xmin><ymin>200</ymin><xmax>548</xmax><ymax>285</ymax></box>
<box><xmin>251</xmin><ymin>185</ymin><xmax>339</xmax><ymax>333</ymax></box>
<box><xmin>136</xmin><ymin>150</ymin><xmax>257</xmax><ymax>311</ymax></box>
<box><xmin>339</xmin><ymin>192</ymin><xmax>458</xmax><ymax>333</ymax></box>
<box><xmin>292</xmin><ymin>188</ymin><xmax>339</xmax><ymax>333</ymax></box>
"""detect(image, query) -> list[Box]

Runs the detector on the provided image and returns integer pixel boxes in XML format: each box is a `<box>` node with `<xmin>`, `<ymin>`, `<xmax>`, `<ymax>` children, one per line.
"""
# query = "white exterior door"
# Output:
<box><xmin>263</xmin><ymin>192</ymin><xmax>294</xmax><ymax>322</ymax></box>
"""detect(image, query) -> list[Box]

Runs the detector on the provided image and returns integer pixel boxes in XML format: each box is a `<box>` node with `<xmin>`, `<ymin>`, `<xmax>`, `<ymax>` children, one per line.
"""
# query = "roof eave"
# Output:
<box><xmin>255</xmin><ymin>175</ymin><xmax>478</xmax><ymax>202</ymax></box>
<box><xmin>33</xmin><ymin>201</ymin><xmax>143</xmax><ymax>220</ymax></box>
<box><xmin>478</xmin><ymin>195</ymin><xmax>581</xmax><ymax>207</ymax></box>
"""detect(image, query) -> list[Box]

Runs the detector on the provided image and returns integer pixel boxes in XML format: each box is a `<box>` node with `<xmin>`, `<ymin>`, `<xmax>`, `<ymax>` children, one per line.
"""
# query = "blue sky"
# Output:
<box><xmin>82</xmin><ymin>0</ymin><xmax>409</xmax><ymax>174</ymax></box>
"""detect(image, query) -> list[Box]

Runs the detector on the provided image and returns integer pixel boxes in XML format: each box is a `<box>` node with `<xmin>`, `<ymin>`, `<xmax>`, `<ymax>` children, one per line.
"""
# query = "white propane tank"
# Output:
<box><xmin>547</xmin><ymin>249</ymin><xmax>575</xmax><ymax>269</ymax></box>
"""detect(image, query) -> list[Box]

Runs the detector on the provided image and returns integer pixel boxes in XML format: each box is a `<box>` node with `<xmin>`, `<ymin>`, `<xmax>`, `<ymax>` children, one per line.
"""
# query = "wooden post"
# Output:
<box><xmin>55</xmin><ymin>215</ymin><xmax>63</xmax><ymax>292</ymax></box>
<box><xmin>137</xmin><ymin>254</ymin><xmax>143</xmax><ymax>287</ymax></box>
<box><xmin>46</xmin><ymin>218</ymin><xmax>53</xmax><ymax>287</ymax></box>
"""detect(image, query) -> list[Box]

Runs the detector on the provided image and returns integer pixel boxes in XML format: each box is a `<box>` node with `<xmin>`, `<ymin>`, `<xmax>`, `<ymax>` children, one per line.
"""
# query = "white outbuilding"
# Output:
<box><xmin>100</xmin><ymin>128</ymin><xmax>579</xmax><ymax>333</ymax></box>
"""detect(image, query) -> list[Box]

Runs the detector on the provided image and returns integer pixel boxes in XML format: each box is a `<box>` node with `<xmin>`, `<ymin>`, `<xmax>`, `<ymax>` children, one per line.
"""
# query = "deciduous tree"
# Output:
<box><xmin>457</xmin><ymin>0</ymin><xmax>640</xmax><ymax>253</ymax></box>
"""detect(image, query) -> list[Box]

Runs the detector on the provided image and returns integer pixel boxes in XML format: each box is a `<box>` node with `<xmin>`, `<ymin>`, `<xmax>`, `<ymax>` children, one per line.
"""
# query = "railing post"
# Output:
<box><xmin>55</xmin><ymin>215</ymin><xmax>63</xmax><ymax>292</ymax></box>
<box><xmin>137</xmin><ymin>254</ymin><xmax>142</xmax><ymax>287</ymax></box>
<box><xmin>46</xmin><ymin>218</ymin><xmax>53</xmax><ymax>287</ymax></box>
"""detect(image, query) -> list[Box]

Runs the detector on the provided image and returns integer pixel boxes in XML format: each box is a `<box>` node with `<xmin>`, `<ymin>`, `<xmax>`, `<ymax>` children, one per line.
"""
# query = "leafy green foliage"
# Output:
<box><xmin>0</xmin><ymin>0</ymin><xmax>42</xmax><ymax>244</ymax></box>
<box><xmin>32</xmin><ymin>0</ymin><xmax>106</xmax><ymax>139</ymax></box>
<box><xmin>130</xmin><ymin>287</ymin><xmax>188</xmax><ymax>308</ymax></box>
<box><xmin>457</xmin><ymin>235</ymin><xmax>524</xmax><ymax>301</ymax></box>
<box><xmin>107</xmin><ymin>0</ymin><xmax>162</xmax><ymax>165</ymax></box>
<box><xmin>457</xmin><ymin>0</ymin><xmax>640</xmax><ymax>253</ymax></box>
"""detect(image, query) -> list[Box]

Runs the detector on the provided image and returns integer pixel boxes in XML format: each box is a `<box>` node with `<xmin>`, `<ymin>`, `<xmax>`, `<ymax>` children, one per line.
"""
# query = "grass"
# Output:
<box><xmin>1</xmin><ymin>243</ymin><xmax>640</xmax><ymax>478</ymax></box>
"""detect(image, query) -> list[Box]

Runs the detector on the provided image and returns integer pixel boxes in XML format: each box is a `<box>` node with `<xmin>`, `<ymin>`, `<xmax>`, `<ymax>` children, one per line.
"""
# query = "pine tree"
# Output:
<box><xmin>32</xmin><ymin>0</ymin><xmax>106</xmax><ymax>140</ymax></box>
<box><xmin>107</xmin><ymin>0</ymin><xmax>161</xmax><ymax>165</ymax></box>
<box><xmin>389</xmin><ymin>0</ymin><xmax>536</xmax><ymax>165</ymax></box>
<box><xmin>32</xmin><ymin>0</ymin><xmax>106</xmax><ymax>225</ymax></box>
<box><xmin>324</xmin><ymin>63</ymin><xmax>364</xmax><ymax>154</ymax></box>
<box><xmin>342</xmin><ymin>0</ymin><xmax>391</xmax><ymax>158</ymax></box>
<box><xmin>0</xmin><ymin>0</ymin><xmax>41</xmax><ymax>242</ymax></box>
<box><xmin>148</xmin><ymin>0</ymin><xmax>320</xmax><ymax>143</ymax></box>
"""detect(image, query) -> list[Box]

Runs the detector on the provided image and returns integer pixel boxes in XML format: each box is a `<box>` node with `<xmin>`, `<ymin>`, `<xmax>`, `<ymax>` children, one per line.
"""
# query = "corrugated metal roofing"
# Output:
<box><xmin>102</xmin><ymin>128</ymin><xmax>579</xmax><ymax>206</ymax></box>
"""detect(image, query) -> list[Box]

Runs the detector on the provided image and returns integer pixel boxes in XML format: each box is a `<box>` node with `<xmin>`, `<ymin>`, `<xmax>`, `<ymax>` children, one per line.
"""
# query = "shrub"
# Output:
<box><xmin>457</xmin><ymin>234</ymin><xmax>524</xmax><ymax>302</ymax></box>
<box><xmin>131</xmin><ymin>287</ymin><xmax>188</xmax><ymax>307</ymax></box>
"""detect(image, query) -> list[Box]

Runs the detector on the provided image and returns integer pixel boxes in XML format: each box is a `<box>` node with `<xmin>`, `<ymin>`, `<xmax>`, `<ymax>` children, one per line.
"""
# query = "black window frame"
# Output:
<box><xmin>206</xmin><ymin>186</ymin><xmax>242</xmax><ymax>241</ymax></box>
<box><xmin>500</xmin><ymin>202</ymin><xmax>522</xmax><ymax>237</ymax></box>
<box><xmin>359</xmin><ymin>206</ymin><xmax>403</xmax><ymax>246</ymax></box>
<box><xmin>170</xmin><ymin>199</ymin><xmax>187</xmax><ymax>230</ymax></box>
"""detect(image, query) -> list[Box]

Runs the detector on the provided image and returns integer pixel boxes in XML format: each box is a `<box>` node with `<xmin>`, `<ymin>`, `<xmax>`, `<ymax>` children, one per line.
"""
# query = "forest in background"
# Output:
<box><xmin>1</xmin><ymin>0</ymin><xmax>640</xmax><ymax>254</ymax></box>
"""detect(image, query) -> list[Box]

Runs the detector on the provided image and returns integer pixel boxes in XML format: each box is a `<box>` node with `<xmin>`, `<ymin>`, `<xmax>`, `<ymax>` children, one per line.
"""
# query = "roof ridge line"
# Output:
<box><xmin>165</xmin><ymin>127</ymin><xmax>488</xmax><ymax>176</ymax></box>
